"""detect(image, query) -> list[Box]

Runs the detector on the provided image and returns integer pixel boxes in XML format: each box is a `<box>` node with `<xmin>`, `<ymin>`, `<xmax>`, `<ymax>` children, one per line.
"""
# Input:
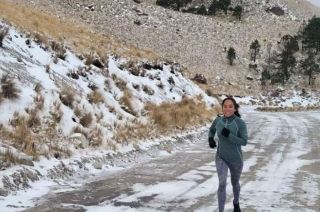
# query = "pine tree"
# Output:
<box><xmin>208</xmin><ymin>0</ymin><xmax>219</xmax><ymax>15</ymax></box>
<box><xmin>249</xmin><ymin>39</ymin><xmax>261</xmax><ymax>63</ymax></box>
<box><xmin>301</xmin><ymin>50</ymin><xmax>320</xmax><ymax>85</ymax></box>
<box><xmin>302</xmin><ymin>16</ymin><xmax>320</xmax><ymax>52</ymax></box>
<box><xmin>233</xmin><ymin>5</ymin><xmax>243</xmax><ymax>20</ymax></box>
<box><xmin>220</xmin><ymin>0</ymin><xmax>231</xmax><ymax>14</ymax></box>
<box><xmin>227</xmin><ymin>47</ymin><xmax>236</xmax><ymax>65</ymax></box>
<box><xmin>197</xmin><ymin>5</ymin><xmax>207</xmax><ymax>15</ymax></box>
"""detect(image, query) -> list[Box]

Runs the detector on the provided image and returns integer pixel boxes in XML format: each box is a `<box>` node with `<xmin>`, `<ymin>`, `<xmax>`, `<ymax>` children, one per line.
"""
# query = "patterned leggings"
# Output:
<box><xmin>215</xmin><ymin>155</ymin><xmax>243</xmax><ymax>212</ymax></box>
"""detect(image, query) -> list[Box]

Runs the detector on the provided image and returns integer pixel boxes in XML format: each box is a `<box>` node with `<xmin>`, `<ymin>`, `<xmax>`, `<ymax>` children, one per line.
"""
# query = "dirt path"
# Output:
<box><xmin>25</xmin><ymin>111</ymin><xmax>320</xmax><ymax>212</ymax></box>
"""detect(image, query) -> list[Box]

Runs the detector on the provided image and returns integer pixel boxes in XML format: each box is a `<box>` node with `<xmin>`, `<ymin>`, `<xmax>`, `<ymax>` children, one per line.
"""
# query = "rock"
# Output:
<box><xmin>0</xmin><ymin>188</ymin><xmax>9</xmax><ymax>196</ymax></box>
<box><xmin>19</xmin><ymin>159</ymin><xmax>34</xmax><ymax>167</ymax></box>
<box><xmin>216</xmin><ymin>76</ymin><xmax>224</xmax><ymax>81</ymax></box>
<box><xmin>23</xmin><ymin>168</ymin><xmax>40</xmax><ymax>182</ymax></box>
<box><xmin>267</xmin><ymin>6</ymin><xmax>285</xmax><ymax>16</ymax></box>
<box><xmin>246</xmin><ymin>76</ymin><xmax>254</xmax><ymax>80</ymax></box>
<box><xmin>134</xmin><ymin>20</ymin><xmax>142</xmax><ymax>26</ymax></box>
<box><xmin>133</xmin><ymin>0</ymin><xmax>141</xmax><ymax>3</ymax></box>
<box><xmin>69</xmin><ymin>133</ymin><xmax>88</xmax><ymax>149</ymax></box>
<box><xmin>92</xmin><ymin>58</ymin><xmax>104</xmax><ymax>68</ymax></box>
<box><xmin>168</xmin><ymin>76</ymin><xmax>175</xmax><ymax>85</ymax></box>
<box><xmin>93</xmin><ymin>161</ymin><xmax>103</xmax><ymax>169</ymax></box>
<box><xmin>86</xmin><ymin>4</ymin><xmax>95</xmax><ymax>11</ymax></box>
<box><xmin>249</xmin><ymin>63</ymin><xmax>257</xmax><ymax>70</ymax></box>
<box><xmin>192</xmin><ymin>74</ymin><xmax>207</xmax><ymax>84</ymax></box>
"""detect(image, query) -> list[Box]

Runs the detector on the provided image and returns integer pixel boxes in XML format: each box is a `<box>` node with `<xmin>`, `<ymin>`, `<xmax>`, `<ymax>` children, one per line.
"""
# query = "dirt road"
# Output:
<box><xmin>25</xmin><ymin>111</ymin><xmax>320</xmax><ymax>212</ymax></box>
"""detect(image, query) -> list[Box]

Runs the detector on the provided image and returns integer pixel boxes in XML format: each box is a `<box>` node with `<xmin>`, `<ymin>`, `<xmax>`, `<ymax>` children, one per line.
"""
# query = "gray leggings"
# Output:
<box><xmin>215</xmin><ymin>155</ymin><xmax>243</xmax><ymax>212</ymax></box>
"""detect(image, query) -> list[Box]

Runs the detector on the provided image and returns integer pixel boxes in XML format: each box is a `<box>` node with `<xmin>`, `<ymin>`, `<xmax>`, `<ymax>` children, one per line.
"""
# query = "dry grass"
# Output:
<box><xmin>1</xmin><ymin>149</ymin><xmax>18</xmax><ymax>164</ymax></box>
<box><xmin>1</xmin><ymin>75</ymin><xmax>20</xmax><ymax>99</ymax></box>
<box><xmin>114</xmin><ymin>97</ymin><xmax>219</xmax><ymax>142</ymax></box>
<box><xmin>49</xmin><ymin>101</ymin><xmax>63</xmax><ymax>126</ymax></box>
<box><xmin>142</xmin><ymin>85</ymin><xmax>155</xmax><ymax>95</ymax></box>
<box><xmin>5</xmin><ymin>114</ymin><xmax>37</xmax><ymax>156</ymax></box>
<box><xmin>72</xmin><ymin>125</ymin><xmax>89</xmax><ymax>140</ymax></box>
<box><xmin>59</xmin><ymin>87</ymin><xmax>75</xmax><ymax>108</ymax></box>
<box><xmin>48</xmin><ymin>144</ymin><xmax>72</xmax><ymax>158</ymax></box>
<box><xmin>0</xmin><ymin>0</ymin><xmax>158</xmax><ymax>60</ymax></box>
<box><xmin>113</xmin><ymin>75</ymin><xmax>127</xmax><ymax>91</ymax></box>
<box><xmin>114</xmin><ymin>122</ymin><xmax>155</xmax><ymax>144</ymax></box>
<box><xmin>50</xmin><ymin>40</ymin><xmax>66</xmax><ymax>60</ymax></box>
<box><xmin>80</xmin><ymin>112</ymin><xmax>93</xmax><ymax>127</ymax></box>
<box><xmin>26</xmin><ymin>108</ymin><xmax>41</xmax><ymax>128</ymax></box>
<box><xmin>119</xmin><ymin>90</ymin><xmax>136</xmax><ymax>116</ymax></box>
<box><xmin>87</xmin><ymin>90</ymin><xmax>104</xmax><ymax>104</ymax></box>
<box><xmin>0</xmin><ymin>26</ymin><xmax>9</xmax><ymax>47</ymax></box>
<box><xmin>145</xmin><ymin>97</ymin><xmax>218</xmax><ymax>132</ymax></box>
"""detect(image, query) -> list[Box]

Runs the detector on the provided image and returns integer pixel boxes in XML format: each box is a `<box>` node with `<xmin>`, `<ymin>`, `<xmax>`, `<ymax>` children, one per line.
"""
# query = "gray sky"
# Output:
<box><xmin>309</xmin><ymin>0</ymin><xmax>320</xmax><ymax>6</ymax></box>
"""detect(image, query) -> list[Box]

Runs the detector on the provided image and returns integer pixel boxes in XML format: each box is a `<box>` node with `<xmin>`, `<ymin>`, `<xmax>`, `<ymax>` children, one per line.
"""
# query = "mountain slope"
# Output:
<box><xmin>5</xmin><ymin>0</ymin><xmax>320</xmax><ymax>95</ymax></box>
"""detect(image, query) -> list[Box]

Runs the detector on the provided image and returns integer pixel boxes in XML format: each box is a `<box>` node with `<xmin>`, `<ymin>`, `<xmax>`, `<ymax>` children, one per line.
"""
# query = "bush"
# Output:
<box><xmin>80</xmin><ymin>112</ymin><xmax>93</xmax><ymax>127</ymax></box>
<box><xmin>27</xmin><ymin>109</ymin><xmax>41</xmax><ymax>128</ymax></box>
<box><xmin>50</xmin><ymin>41</ymin><xmax>66</xmax><ymax>60</ymax></box>
<box><xmin>0</xmin><ymin>27</ymin><xmax>9</xmax><ymax>48</ymax></box>
<box><xmin>197</xmin><ymin>5</ymin><xmax>207</xmax><ymax>15</ymax></box>
<box><xmin>1</xmin><ymin>75</ymin><xmax>20</xmax><ymax>99</ymax></box>
<box><xmin>59</xmin><ymin>87</ymin><xmax>75</xmax><ymax>108</ymax></box>
<box><xmin>145</xmin><ymin>97</ymin><xmax>218</xmax><ymax>132</ymax></box>
<box><xmin>87</xmin><ymin>90</ymin><xmax>104</xmax><ymax>104</ymax></box>
<box><xmin>120</xmin><ymin>90</ymin><xmax>136</xmax><ymax>115</ymax></box>
<box><xmin>49</xmin><ymin>101</ymin><xmax>62</xmax><ymax>125</ymax></box>
<box><xmin>143</xmin><ymin>85</ymin><xmax>155</xmax><ymax>95</ymax></box>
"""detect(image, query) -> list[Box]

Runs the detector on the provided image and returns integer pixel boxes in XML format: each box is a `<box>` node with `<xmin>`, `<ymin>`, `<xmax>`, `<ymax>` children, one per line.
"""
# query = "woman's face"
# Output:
<box><xmin>222</xmin><ymin>99</ymin><xmax>235</xmax><ymax>117</ymax></box>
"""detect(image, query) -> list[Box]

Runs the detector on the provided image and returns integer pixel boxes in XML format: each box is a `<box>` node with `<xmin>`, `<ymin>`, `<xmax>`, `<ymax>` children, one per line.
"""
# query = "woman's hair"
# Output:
<box><xmin>222</xmin><ymin>96</ymin><xmax>241</xmax><ymax>117</ymax></box>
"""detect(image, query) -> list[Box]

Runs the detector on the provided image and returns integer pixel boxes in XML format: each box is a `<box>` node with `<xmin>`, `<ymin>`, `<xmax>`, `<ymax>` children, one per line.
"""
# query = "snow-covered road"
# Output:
<box><xmin>25</xmin><ymin>111</ymin><xmax>320</xmax><ymax>211</ymax></box>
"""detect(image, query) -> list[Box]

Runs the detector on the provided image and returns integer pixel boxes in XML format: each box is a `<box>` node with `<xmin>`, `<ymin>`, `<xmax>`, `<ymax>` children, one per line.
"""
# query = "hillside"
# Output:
<box><xmin>3</xmin><ymin>0</ymin><xmax>320</xmax><ymax>95</ymax></box>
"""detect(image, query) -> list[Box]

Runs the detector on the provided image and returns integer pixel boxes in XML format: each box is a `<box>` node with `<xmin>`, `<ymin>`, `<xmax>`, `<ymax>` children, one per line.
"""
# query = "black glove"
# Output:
<box><xmin>208</xmin><ymin>137</ymin><xmax>217</xmax><ymax>149</ymax></box>
<box><xmin>221</xmin><ymin>128</ymin><xmax>230</xmax><ymax>137</ymax></box>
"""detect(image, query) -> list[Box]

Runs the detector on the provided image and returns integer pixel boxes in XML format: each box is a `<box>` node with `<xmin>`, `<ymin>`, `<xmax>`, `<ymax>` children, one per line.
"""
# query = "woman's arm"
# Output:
<box><xmin>229</xmin><ymin>119</ymin><xmax>248</xmax><ymax>146</ymax></box>
<box><xmin>208</xmin><ymin>116</ymin><xmax>219</xmax><ymax>139</ymax></box>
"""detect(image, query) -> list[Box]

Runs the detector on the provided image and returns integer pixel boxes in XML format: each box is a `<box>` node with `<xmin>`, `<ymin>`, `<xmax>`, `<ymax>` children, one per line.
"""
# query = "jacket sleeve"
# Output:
<box><xmin>229</xmin><ymin>119</ymin><xmax>248</xmax><ymax>146</ymax></box>
<box><xmin>208</xmin><ymin>117</ymin><xmax>219</xmax><ymax>139</ymax></box>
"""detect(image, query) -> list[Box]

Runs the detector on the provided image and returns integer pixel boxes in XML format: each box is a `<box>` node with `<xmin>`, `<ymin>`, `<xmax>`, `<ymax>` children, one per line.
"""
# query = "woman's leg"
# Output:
<box><xmin>215</xmin><ymin>156</ymin><xmax>229</xmax><ymax>212</ymax></box>
<box><xmin>228</xmin><ymin>162</ymin><xmax>243</xmax><ymax>205</ymax></box>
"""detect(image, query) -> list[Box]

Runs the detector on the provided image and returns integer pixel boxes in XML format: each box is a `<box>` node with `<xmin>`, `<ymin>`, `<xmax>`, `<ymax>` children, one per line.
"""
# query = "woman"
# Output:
<box><xmin>208</xmin><ymin>96</ymin><xmax>248</xmax><ymax>212</ymax></box>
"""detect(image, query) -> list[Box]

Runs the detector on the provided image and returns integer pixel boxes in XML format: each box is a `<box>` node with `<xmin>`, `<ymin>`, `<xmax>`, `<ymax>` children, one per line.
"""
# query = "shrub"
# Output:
<box><xmin>0</xmin><ymin>27</ymin><xmax>9</xmax><ymax>48</ymax></box>
<box><xmin>145</xmin><ymin>98</ymin><xmax>217</xmax><ymax>132</ymax></box>
<box><xmin>80</xmin><ymin>112</ymin><xmax>93</xmax><ymax>127</ymax></box>
<box><xmin>84</xmin><ymin>53</ymin><xmax>95</xmax><ymax>66</ymax></box>
<box><xmin>49</xmin><ymin>101</ymin><xmax>63</xmax><ymax>126</ymax></box>
<box><xmin>27</xmin><ymin>108</ymin><xmax>41</xmax><ymax>128</ymax></box>
<box><xmin>1</xmin><ymin>75</ymin><xmax>20</xmax><ymax>99</ymax></box>
<box><xmin>1</xmin><ymin>149</ymin><xmax>18</xmax><ymax>164</ymax></box>
<box><xmin>59</xmin><ymin>87</ymin><xmax>75</xmax><ymax>108</ymax></box>
<box><xmin>114</xmin><ymin>78</ymin><xmax>127</xmax><ymax>91</ymax></box>
<box><xmin>50</xmin><ymin>41</ymin><xmax>66</xmax><ymax>60</ymax></box>
<box><xmin>120</xmin><ymin>90</ymin><xmax>136</xmax><ymax>115</ymax></box>
<box><xmin>143</xmin><ymin>85</ymin><xmax>155</xmax><ymax>95</ymax></box>
<box><xmin>88</xmin><ymin>90</ymin><xmax>104</xmax><ymax>104</ymax></box>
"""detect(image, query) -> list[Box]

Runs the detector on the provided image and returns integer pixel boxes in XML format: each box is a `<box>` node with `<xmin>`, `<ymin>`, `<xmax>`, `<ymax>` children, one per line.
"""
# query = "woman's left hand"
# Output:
<box><xmin>221</xmin><ymin>128</ymin><xmax>230</xmax><ymax>137</ymax></box>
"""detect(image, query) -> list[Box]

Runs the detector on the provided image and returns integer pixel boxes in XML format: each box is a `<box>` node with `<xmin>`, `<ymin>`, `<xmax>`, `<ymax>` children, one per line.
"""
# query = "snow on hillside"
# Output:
<box><xmin>0</xmin><ymin>21</ymin><xmax>216</xmax><ymax>136</ymax></box>
<box><xmin>0</xmin><ymin>21</ymin><xmax>218</xmax><ymax>197</ymax></box>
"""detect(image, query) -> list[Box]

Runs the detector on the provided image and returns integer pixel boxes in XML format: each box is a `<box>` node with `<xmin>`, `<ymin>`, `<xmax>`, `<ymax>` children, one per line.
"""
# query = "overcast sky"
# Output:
<box><xmin>309</xmin><ymin>0</ymin><xmax>320</xmax><ymax>6</ymax></box>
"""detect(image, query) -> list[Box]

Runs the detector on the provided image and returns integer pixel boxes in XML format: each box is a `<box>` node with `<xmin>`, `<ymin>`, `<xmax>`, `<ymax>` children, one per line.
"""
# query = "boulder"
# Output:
<box><xmin>192</xmin><ymin>74</ymin><xmax>207</xmax><ymax>84</ymax></box>
<box><xmin>267</xmin><ymin>6</ymin><xmax>285</xmax><ymax>16</ymax></box>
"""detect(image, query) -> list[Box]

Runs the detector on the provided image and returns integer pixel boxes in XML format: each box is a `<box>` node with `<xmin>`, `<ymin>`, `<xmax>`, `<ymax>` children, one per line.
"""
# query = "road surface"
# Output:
<box><xmin>25</xmin><ymin>111</ymin><xmax>320</xmax><ymax>211</ymax></box>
